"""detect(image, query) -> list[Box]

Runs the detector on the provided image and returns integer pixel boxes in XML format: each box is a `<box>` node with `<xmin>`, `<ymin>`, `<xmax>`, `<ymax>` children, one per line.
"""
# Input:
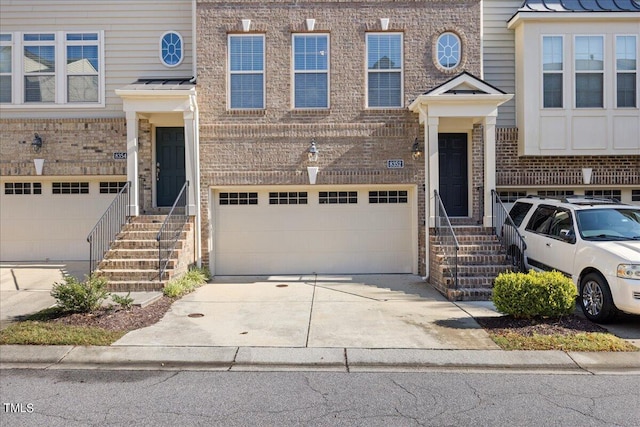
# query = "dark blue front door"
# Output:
<box><xmin>156</xmin><ymin>127</ymin><xmax>185</xmax><ymax>207</ymax></box>
<box><xmin>438</xmin><ymin>133</ymin><xmax>468</xmax><ymax>217</ymax></box>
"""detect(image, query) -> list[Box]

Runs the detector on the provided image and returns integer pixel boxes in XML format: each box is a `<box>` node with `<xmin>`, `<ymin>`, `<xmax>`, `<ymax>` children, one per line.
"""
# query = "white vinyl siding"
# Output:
<box><xmin>0</xmin><ymin>0</ymin><xmax>193</xmax><ymax>119</ymax></box>
<box><xmin>482</xmin><ymin>0</ymin><xmax>521</xmax><ymax>126</ymax></box>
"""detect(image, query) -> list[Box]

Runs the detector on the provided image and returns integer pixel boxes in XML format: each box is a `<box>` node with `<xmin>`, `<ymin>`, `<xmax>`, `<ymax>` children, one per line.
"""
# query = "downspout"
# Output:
<box><xmin>191</xmin><ymin>0</ymin><xmax>201</xmax><ymax>267</ymax></box>
<box><xmin>191</xmin><ymin>0</ymin><xmax>197</xmax><ymax>81</ymax></box>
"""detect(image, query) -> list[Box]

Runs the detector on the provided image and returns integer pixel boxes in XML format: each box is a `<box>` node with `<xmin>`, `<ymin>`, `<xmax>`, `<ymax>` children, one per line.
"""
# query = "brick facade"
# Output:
<box><xmin>496</xmin><ymin>128</ymin><xmax>640</xmax><ymax>188</ymax></box>
<box><xmin>0</xmin><ymin>119</ymin><xmax>128</xmax><ymax>177</ymax></box>
<box><xmin>196</xmin><ymin>0</ymin><xmax>482</xmax><ymax>273</ymax></box>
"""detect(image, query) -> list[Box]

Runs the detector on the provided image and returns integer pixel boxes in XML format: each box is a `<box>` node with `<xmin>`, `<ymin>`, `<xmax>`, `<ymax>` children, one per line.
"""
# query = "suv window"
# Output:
<box><xmin>525</xmin><ymin>205</ymin><xmax>556</xmax><ymax>233</ymax></box>
<box><xmin>547</xmin><ymin>209</ymin><xmax>574</xmax><ymax>240</ymax></box>
<box><xmin>508</xmin><ymin>202</ymin><xmax>533</xmax><ymax>227</ymax></box>
<box><xmin>576</xmin><ymin>208</ymin><xmax>640</xmax><ymax>240</ymax></box>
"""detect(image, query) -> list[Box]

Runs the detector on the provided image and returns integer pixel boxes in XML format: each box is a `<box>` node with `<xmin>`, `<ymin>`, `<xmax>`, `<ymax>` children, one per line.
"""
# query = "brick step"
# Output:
<box><xmin>110</xmin><ymin>240</ymin><xmax>184</xmax><ymax>250</ymax></box>
<box><xmin>99</xmin><ymin>258</ymin><xmax>176</xmax><ymax>270</ymax></box>
<box><xmin>442</xmin><ymin>275</ymin><xmax>496</xmax><ymax>288</ymax></box>
<box><xmin>95</xmin><ymin>269</ymin><xmax>170</xmax><ymax>282</ymax></box>
<box><xmin>106</xmin><ymin>281</ymin><xmax>166</xmax><ymax>292</ymax></box>
<box><xmin>116</xmin><ymin>230</ymin><xmax>189</xmax><ymax>240</ymax></box>
<box><xmin>105</xmin><ymin>249</ymin><xmax>164</xmax><ymax>259</ymax></box>
<box><xmin>123</xmin><ymin>221</ymin><xmax>192</xmax><ymax>232</ymax></box>
<box><xmin>440</xmin><ymin>264</ymin><xmax>513</xmax><ymax>277</ymax></box>
<box><xmin>130</xmin><ymin>215</ymin><xmax>169</xmax><ymax>223</ymax></box>
<box><xmin>447</xmin><ymin>288</ymin><xmax>494</xmax><ymax>301</ymax></box>
<box><xmin>435</xmin><ymin>253</ymin><xmax>508</xmax><ymax>265</ymax></box>
<box><xmin>432</xmin><ymin>243</ymin><xmax>505</xmax><ymax>255</ymax></box>
<box><xmin>450</xmin><ymin>226</ymin><xmax>495</xmax><ymax>235</ymax></box>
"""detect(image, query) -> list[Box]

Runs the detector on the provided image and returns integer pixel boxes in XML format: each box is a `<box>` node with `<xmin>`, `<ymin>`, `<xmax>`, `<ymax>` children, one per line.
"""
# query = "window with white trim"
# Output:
<box><xmin>293</xmin><ymin>34</ymin><xmax>329</xmax><ymax>109</ymax></box>
<box><xmin>616</xmin><ymin>35</ymin><xmax>637</xmax><ymax>108</ymax></box>
<box><xmin>575</xmin><ymin>35</ymin><xmax>604</xmax><ymax>108</ymax></box>
<box><xmin>436</xmin><ymin>32</ymin><xmax>461</xmax><ymax>69</ymax></box>
<box><xmin>0</xmin><ymin>31</ymin><xmax>102</xmax><ymax>105</ymax></box>
<box><xmin>585</xmin><ymin>189</ymin><xmax>621</xmax><ymax>200</ymax></box>
<box><xmin>0</xmin><ymin>34</ymin><xmax>12</xmax><ymax>103</ymax></box>
<box><xmin>366</xmin><ymin>33</ymin><xmax>402</xmax><ymax>108</ymax></box>
<box><xmin>319</xmin><ymin>191</ymin><xmax>357</xmax><ymax>204</ymax></box>
<box><xmin>542</xmin><ymin>36</ymin><xmax>563</xmax><ymax>108</ymax></box>
<box><xmin>228</xmin><ymin>34</ymin><xmax>264</xmax><ymax>109</ymax></box>
<box><xmin>160</xmin><ymin>32</ymin><xmax>183</xmax><ymax>67</ymax></box>
<box><xmin>99</xmin><ymin>181</ymin><xmax>127</xmax><ymax>194</ymax></box>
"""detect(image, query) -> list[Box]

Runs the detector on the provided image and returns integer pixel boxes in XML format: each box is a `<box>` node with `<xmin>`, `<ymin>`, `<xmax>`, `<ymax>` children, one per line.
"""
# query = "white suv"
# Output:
<box><xmin>506</xmin><ymin>196</ymin><xmax>640</xmax><ymax>323</ymax></box>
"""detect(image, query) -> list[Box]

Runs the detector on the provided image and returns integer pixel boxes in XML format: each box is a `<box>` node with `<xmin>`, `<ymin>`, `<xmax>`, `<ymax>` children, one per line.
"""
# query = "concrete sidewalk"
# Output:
<box><xmin>1</xmin><ymin>271</ymin><xmax>639</xmax><ymax>372</ymax></box>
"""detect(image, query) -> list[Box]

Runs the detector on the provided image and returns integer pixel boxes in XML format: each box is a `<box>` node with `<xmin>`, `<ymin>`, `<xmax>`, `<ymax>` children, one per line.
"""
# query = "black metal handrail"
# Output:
<box><xmin>157</xmin><ymin>181</ymin><xmax>189</xmax><ymax>281</ymax></box>
<box><xmin>433</xmin><ymin>190</ymin><xmax>459</xmax><ymax>290</ymax></box>
<box><xmin>491</xmin><ymin>189</ymin><xmax>528</xmax><ymax>272</ymax></box>
<box><xmin>87</xmin><ymin>182</ymin><xmax>130</xmax><ymax>274</ymax></box>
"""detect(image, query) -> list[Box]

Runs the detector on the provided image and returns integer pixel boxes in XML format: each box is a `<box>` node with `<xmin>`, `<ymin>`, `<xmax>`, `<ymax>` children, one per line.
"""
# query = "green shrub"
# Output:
<box><xmin>51</xmin><ymin>275</ymin><xmax>109</xmax><ymax>313</ymax></box>
<box><xmin>492</xmin><ymin>270</ymin><xmax>577</xmax><ymax>318</ymax></box>
<box><xmin>111</xmin><ymin>292</ymin><xmax>134</xmax><ymax>309</ymax></box>
<box><xmin>162</xmin><ymin>266</ymin><xmax>210</xmax><ymax>298</ymax></box>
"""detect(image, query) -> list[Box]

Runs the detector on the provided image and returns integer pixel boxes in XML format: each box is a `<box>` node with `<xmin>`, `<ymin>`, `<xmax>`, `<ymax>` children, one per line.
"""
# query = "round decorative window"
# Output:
<box><xmin>436</xmin><ymin>32</ymin><xmax>461</xmax><ymax>69</ymax></box>
<box><xmin>160</xmin><ymin>31</ymin><xmax>183</xmax><ymax>67</ymax></box>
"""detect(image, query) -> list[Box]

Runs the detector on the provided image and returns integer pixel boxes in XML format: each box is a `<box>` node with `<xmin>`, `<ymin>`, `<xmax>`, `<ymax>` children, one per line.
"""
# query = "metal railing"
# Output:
<box><xmin>491</xmin><ymin>189</ymin><xmax>527</xmax><ymax>272</ymax></box>
<box><xmin>157</xmin><ymin>181</ymin><xmax>189</xmax><ymax>281</ymax></box>
<box><xmin>87</xmin><ymin>182</ymin><xmax>130</xmax><ymax>274</ymax></box>
<box><xmin>433</xmin><ymin>190</ymin><xmax>460</xmax><ymax>290</ymax></box>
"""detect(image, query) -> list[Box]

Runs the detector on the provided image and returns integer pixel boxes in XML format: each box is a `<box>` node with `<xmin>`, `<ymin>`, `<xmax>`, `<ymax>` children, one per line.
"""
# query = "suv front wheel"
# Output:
<box><xmin>579</xmin><ymin>272</ymin><xmax>617</xmax><ymax>323</ymax></box>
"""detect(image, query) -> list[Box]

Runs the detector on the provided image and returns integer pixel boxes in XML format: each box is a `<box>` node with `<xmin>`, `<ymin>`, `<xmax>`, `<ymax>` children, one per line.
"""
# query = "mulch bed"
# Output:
<box><xmin>50</xmin><ymin>296</ymin><xmax>174</xmax><ymax>332</ymax></box>
<box><xmin>474</xmin><ymin>314</ymin><xmax>610</xmax><ymax>337</ymax></box>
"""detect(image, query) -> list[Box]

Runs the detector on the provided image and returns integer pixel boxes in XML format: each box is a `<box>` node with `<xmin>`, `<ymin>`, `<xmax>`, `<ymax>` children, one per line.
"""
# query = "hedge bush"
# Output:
<box><xmin>492</xmin><ymin>270</ymin><xmax>577</xmax><ymax>318</ymax></box>
<box><xmin>51</xmin><ymin>275</ymin><xmax>109</xmax><ymax>313</ymax></box>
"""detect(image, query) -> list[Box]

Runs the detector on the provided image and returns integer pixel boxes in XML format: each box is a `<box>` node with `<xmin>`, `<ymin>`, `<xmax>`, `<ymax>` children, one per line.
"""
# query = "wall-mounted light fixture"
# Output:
<box><xmin>32</xmin><ymin>133</ymin><xmax>43</xmax><ymax>153</ymax></box>
<box><xmin>308</xmin><ymin>139</ymin><xmax>318</xmax><ymax>162</ymax></box>
<box><xmin>411</xmin><ymin>138</ymin><xmax>422</xmax><ymax>160</ymax></box>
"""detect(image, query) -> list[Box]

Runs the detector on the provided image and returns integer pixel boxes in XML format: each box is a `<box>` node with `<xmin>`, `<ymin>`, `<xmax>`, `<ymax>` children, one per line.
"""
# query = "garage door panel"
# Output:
<box><xmin>1</xmin><ymin>182</ymin><xmax>114</xmax><ymax>261</ymax></box>
<box><xmin>213</xmin><ymin>187</ymin><xmax>415</xmax><ymax>275</ymax></box>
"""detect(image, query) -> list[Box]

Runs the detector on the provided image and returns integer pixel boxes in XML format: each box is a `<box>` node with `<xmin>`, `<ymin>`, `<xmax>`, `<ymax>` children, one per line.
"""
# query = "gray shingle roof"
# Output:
<box><xmin>518</xmin><ymin>0</ymin><xmax>640</xmax><ymax>12</ymax></box>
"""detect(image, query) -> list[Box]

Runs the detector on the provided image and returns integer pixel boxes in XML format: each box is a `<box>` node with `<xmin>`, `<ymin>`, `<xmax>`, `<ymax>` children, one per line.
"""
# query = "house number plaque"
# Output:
<box><xmin>113</xmin><ymin>152</ymin><xmax>127</xmax><ymax>160</ymax></box>
<box><xmin>387</xmin><ymin>159</ymin><xmax>404</xmax><ymax>169</ymax></box>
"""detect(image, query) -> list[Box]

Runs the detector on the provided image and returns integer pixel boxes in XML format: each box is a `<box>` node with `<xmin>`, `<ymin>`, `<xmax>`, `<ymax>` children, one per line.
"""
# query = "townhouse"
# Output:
<box><xmin>1</xmin><ymin>0</ymin><xmax>638</xmax><ymax>299</ymax></box>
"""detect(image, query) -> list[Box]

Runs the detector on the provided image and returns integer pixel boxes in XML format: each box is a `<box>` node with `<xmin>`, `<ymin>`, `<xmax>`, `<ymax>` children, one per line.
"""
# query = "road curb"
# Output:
<box><xmin>2</xmin><ymin>345</ymin><xmax>639</xmax><ymax>372</ymax></box>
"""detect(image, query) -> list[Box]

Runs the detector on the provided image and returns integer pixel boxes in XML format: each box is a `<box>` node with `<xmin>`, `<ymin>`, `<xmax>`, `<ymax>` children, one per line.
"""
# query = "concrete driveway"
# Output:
<box><xmin>0</xmin><ymin>261</ymin><xmax>88</xmax><ymax>329</ymax></box>
<box><xmin>114</xmin><ymin>275</ymin><xmax>501</xmax><ymax>350</ymax></box>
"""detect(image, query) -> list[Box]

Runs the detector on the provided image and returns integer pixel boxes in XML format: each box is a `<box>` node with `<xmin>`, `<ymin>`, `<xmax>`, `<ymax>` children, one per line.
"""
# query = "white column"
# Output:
<box><xmin>483</xmin><ymin>115</ymin><xmax>497</xmax><ymax>227</ymax></box>
<box><xmin>125</xmin><ymin>111</ymin><xmax>139</xmax><ymax>216</ymax></box>
<box><xmin>183</xmin><ymin>110</ymin><xmax>197</xmax><ymax>215</ymax></box>
<box><xmin>424</xmin><ymin>115</ymin><xmax>439</xmax><ymax>279</ymax></box>
<box><xmin>426</xmin><ymin>116</ymin><xmax>440</xmax><ymax>228</ymax></box>
<box><xmin>184</xmin><ymin>107</ymin><xmax>201</xmax><ymax>268</ymax></box>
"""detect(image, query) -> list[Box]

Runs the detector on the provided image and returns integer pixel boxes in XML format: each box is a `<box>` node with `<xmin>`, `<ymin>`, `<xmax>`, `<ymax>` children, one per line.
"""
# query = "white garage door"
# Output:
<box><xmin>0</xmin><ymin>180</ymin><xmax>123</xmax><ymax>261</ymax></box>
<box><xmin>212</xmin><ymin>186</ymin><xmax>416</xmax><ymax>275</ymax></box>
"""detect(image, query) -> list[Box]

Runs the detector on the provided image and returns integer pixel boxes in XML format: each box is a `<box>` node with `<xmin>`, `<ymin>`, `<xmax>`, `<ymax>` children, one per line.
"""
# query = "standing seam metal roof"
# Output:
<box><xmin>517</xmin><ymin>0</ymin><xmax>640</xmax><ymax>12</ymax></box>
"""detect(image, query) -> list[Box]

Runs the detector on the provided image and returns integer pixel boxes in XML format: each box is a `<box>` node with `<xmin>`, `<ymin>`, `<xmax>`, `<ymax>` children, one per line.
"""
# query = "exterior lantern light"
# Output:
<box><xmin>411</xmin><ymin>137</ymin><xmax>422</xmax><ymax>160</ymax></box>
<box><xmin>308</xmin><ymin>140</ymin><xmax>318</xmax><ymax>162</ymax></box>
<box><xmin>32</xmin><ymin>133</ymin><xmax>43</xmax><ymax>153</ymax></box>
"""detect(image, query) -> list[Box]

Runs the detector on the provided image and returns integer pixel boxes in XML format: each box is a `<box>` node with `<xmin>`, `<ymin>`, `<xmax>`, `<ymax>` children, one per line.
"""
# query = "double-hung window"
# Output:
<box><xmin>542</xmin><ymin>36</ymin><xmax>563</xmax><ymax>108</ymax></box>
<box><xmin>616</xmin><ymin>35</ymin><xmax>637</xmax><ymax>108</ymax></box>
<box><xmin>0</xmin><ymin>31</ymin><xmax>102</xmax><ymax>106</ymax></box>
<box><xmin>0</xmin><ymin>34</ymin><xmax>12</xmax><ymax>103</ymax></box>
<box><xmin>228</xmin><ymin>34</ymin><xmax>264</xmax><ymax>109</ymax></box>
<box><xmin>293</xmin><ymin>34</ymin><xmax>329</xmax><ymax>109</ymax></box>
<box><xmin>575</xmin><ymin>35</ymin><xmax>604</xmax><ymax>108</ymax></box>
<box><xmin>366</xmin><ymin>33</ymin><xmax>402</xmax><ymax>108</ymax></box>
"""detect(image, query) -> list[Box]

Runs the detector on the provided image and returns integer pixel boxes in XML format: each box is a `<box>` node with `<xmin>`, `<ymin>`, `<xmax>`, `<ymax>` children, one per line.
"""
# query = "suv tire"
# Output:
<box><xmin>579</xmin><ymin>272</ymin><xmax>617</xmax><ymax>323</ymax></box>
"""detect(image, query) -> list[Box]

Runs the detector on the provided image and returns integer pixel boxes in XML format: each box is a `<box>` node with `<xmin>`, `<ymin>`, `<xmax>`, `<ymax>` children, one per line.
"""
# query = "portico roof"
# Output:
<box><xmin>408</xmin><ymin>72</ymin><xmax>512</xmax><ymax>120</ymax></box>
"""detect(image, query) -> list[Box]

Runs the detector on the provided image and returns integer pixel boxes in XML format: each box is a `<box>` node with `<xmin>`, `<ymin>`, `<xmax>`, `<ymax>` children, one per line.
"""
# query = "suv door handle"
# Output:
<box><xmin>546</xmin><ymin>243</ymin><xmax>552</xmax><ymax>247</ymax></box>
